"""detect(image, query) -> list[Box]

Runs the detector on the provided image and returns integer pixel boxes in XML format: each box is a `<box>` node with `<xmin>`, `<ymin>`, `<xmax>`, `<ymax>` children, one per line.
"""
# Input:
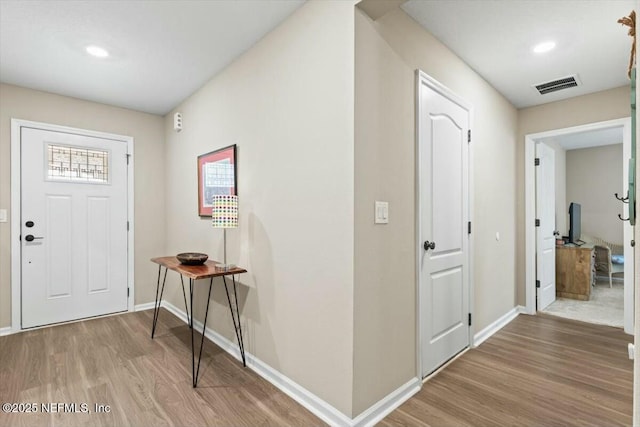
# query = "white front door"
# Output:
<box><xmin>535</xmin><ymin>142</ymin><xmax>556</xmax><ymax>311</ymax></box>
<box><xmin>21</xmin><ymin>127</ymin><xmax>129</xmax><ymax>328</ymax></box>
<box><xmin>417</xmin><ymin>72</ymin><xmax>471</xmax><ymax>378</ymax></box>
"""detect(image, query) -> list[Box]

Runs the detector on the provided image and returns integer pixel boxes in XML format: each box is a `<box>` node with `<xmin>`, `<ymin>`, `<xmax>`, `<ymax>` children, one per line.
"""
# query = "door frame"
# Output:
<box><xmin>535</xmin><ymin>141</ymin><xmax>557</xmax><ymax>311</ymax></box>
<box><xmin>524</xmin><ymin>117</ymin><xmax>633</xmax><ymax>333</ymax></box>
<box><xmin>415</xmin><ymin>70</ymin><xmax>475</xmax><ymax>379</ymax></box>
<box><xmin>10</xmin><ymin>119</ymin><xmax>135</xmax><ymax>333</ymax></box>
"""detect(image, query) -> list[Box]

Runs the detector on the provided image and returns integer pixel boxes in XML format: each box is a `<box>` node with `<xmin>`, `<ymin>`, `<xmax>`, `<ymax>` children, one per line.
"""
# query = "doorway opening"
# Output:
<box><xmin>525</xmin><ymin>118</ymin><xmax>634</xmax><ymax>334</ymax></box>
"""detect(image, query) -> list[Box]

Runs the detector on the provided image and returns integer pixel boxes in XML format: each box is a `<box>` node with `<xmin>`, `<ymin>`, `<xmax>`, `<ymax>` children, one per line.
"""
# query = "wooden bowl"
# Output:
<box><xmin>176</xmin><ymin>252</ymin><xmax>208</xmax><ymax>265</ymax></box>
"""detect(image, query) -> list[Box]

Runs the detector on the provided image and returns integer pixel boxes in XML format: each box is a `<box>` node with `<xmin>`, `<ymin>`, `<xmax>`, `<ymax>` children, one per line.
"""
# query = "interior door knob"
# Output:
<box><xmin>423</xmin><ymin>240</ymin><xmax>436</xmax><ymax>251</ymax></box>
<box><xmin>24</xmin><ymin>235</ymin><xmax>43</xmax><ymax>242</ymax></box>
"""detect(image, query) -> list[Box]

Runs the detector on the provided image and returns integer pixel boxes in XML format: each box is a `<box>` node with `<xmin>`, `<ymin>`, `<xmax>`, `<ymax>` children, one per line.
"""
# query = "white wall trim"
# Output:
<box><xmin>10</xmin><ymin>119</ymin><xmax>21</xmax><ymax>333</ymax></box>
<box><xmin>134</xmin><ymin>302</ymin><xmax>156</xmax><ymax>312</ymax></box>
<box><xmin>524</xmin><ymin>134</ymin><xmax>536</xmax><ymax>315</ymax></box>
<box><xmin>126</xmin><ymin>136</ymin><xmax>135</xmax><ymax>314</ymax></box>
<box><xmin>10</xmin><ymin>119</ymin><xmax>135</xmax><ymax>333</ymax></box>
<box><xmin>0</xmin><ymin>327</ymin><xmax>12</xmax><ymax>337</ymax></box>
<box><xmin>160</xmin><ymin>300</ymin><xmax>419</xmax><ymax>427</ymax></box>
<box><xmin>350</xmin><ymin>378</ymin><xmax>421</xmax><ymax>427</ymax></box>
<box><xmin>524</xmin><ymin>118</ymin><xmax>633</xmax><ymax>330</ymax></box>
<box><xmin>160</xmin><ymin>301</ymin><xmax>351</xmax><ymax>426</ymax></box>
<box><xmin>472</xmin><ymin>305</ymin><xmax>524</xmax><ymax>347</ymax></box>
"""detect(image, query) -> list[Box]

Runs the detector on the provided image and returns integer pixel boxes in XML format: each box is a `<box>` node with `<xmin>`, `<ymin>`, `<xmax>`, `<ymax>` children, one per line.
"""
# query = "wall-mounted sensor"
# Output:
<box><xmin>173</xmin><ymin>112</ymin><xmax>183</xmax><ymax>132</ymax></box>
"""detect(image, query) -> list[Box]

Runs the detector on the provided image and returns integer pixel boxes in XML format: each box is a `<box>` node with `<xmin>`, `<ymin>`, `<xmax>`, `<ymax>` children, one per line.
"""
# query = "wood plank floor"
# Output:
<box><xmin>381</xmin><ymin>314</ymin><xmax>634</xmax><ymax>427</ymax></box>
<box><xmin>0</xmin><ymin>311</ymin><xmax>633</xmax><ymax>427</ymax></box>
<box><xmin>0</xmin><ymin>309</ymin><xmax>325</xmax><ymax>427</ymax></box>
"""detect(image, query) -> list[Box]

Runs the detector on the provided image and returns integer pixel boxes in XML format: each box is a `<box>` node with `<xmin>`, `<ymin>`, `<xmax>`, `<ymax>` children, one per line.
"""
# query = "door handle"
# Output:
<box><xmin>24</xmin><ymin>235</ymin><xmax>44</xmax><ymax>242</ymax></box>
<box><xmin>423</xmin><ymin>240</ymin><xmax>436</xmax><ymax>251</ymax></box>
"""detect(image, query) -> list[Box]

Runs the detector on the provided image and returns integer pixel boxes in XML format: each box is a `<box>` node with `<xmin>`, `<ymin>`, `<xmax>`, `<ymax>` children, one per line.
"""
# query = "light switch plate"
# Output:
<box><xmin>0</xmin><ymin>209</ymin><xmax>6</xmax><ymax>223</ymax></box>
<box><xmin>374</xmin><ymin>201</ymin><xmax>389</xmax><ymax>224</ymax></box>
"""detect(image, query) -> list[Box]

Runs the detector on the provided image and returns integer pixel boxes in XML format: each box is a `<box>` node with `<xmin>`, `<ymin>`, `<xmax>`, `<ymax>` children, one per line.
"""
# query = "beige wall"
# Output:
<box><xmin>353</xmin><ymin>9</ymin><xmax>416</xmax><ymax>416</ymax></box>
<box><xmin>516</xmin><ymin>86</ymin><xmax>629</xmax><ymax>305</ymax></box>
<box><xmin>566</xmin><ymin>144</ymin><xmax>624</xmax><ymax>245</ymax></box>
<box><xmin>353</xmin><ymin>8</ymin><xmax>518</xmax><ymax>415</ymax></box>
<box><xmin>0</xmin><ymin>83</ymin><xmax>165</xmax><ymax>328</ymax></box>
<box><xmin>163</xmin><ymin>1</ymin><xmax>356</xmax><ymax>417</ymax></box>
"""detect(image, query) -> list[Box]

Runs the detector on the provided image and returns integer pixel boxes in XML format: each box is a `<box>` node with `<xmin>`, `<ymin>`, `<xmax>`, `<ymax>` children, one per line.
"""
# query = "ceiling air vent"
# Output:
<box><xmin>534</xmin><ymin>75</ymin><xmax>581</xmax><ymax>95</ymax></box>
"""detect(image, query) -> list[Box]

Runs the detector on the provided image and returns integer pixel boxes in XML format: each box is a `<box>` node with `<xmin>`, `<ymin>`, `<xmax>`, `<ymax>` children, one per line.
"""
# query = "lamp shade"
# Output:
<box><xmin>211</xmin><ymin>195</ymin><xmax>238</xmax><ymax>228</ymax></box>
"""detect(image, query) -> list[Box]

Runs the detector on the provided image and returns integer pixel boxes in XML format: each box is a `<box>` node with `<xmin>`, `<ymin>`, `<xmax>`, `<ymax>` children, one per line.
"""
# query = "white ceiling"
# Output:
<box><xmin>0</xmin><ymin>0</ymin><xmax>305</xmax><ymax>115</ymax></box>
<box><xmin>402</xmin><ymin>0</ymin><xmax>636</xmax><ymax>108</ymax></box>
<box><xmin>1</xmin><ymin>1</ymin><xmax>635</xmax><ymax>115</ymax></box>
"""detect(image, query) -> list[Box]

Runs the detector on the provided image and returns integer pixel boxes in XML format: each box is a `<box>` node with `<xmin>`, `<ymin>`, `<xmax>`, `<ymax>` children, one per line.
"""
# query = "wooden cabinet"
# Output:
<box><xmin>555</xmin><ymin>245</ymin><xmax>595</xmax><ymax>301</ymax></box>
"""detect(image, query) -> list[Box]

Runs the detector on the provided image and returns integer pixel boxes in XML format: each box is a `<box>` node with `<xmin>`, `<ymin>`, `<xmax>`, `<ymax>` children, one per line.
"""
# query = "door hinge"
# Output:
<box><xmin>468</xmin><ymin>313</ymin><xmax>472</xmax><ymax>326</ymax></box>
<box><xmin>535</xmin><ymin>219</ymin><xmax>540</xmax><ymax>227</ymax></box>
<box><xmin>467</xmin><ymin>129</ymin><xmax>471</xmax><ymax>143</ymax></box>
<box><xmin>468</xmin><ymin>221</ymin><xmax>471</xmax><ymax>234</ymax></box>
<box><xmin>536</xmin><ymin>280</ymin><xmax>541</xmax><ymax>288</ymax></box>
<box><xmin>126</xmin><ymin>154</ymin><xmax>131</xmax><ymax>165</ymax></box>
<box><xmin>127</xmin><ymin>287</ymin><xmax>130</xmax><ymax>297</ymax></box>
<box><xmin>127</xmin><ymin>221</ymin><xmax>130</xmax><ymax>231</ymax></box>
<box><xmin>535</xmin><ymin>158</ymin><xmax>540</xmax><ymax>166</ymax></box>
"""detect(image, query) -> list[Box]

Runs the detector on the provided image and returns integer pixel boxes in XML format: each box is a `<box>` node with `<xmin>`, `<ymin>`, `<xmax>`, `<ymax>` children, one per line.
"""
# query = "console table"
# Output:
<box><xmin>555</xmin><ymin>245</ymin><xmax>595</xmax><ymax>301</ymax></box>
<box><xmin>150</xmin><ymin>256</ymin><xmax>247</xmax><ymax>387</ymax></box>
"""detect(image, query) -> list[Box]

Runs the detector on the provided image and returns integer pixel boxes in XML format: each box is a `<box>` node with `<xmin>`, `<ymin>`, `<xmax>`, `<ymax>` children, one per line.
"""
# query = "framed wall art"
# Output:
<box><xmin>197</xmin><ymin>144</ymin><xmax>237</xmax><ymax>217</ymax></box>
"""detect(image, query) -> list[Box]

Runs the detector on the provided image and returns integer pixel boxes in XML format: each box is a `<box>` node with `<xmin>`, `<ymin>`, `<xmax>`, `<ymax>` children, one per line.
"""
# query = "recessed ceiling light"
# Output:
<box><xmin>86</xmin><ymin>45</ymin><xmax>109</xmax><ymax>58</ymax></box>
<box><xmin>533</xmin><ymin>41</ymin><xmax>556</xmax><ymax>54</ymax></box>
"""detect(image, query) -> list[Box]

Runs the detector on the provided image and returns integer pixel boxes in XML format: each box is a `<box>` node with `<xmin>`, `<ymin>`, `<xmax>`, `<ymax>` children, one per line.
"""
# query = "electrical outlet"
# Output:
<box><xmin>0</xmin><ymin>209</ymin><xmax>7</xmax><ymax>223</ymax></box>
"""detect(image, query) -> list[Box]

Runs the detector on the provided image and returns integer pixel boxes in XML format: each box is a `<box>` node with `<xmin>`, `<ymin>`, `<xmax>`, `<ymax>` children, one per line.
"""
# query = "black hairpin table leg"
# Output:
<box><xmin>191</xmin><ymin>277</ymin><xmax>214</xmax><ymax>387</ymax></box>
<box><xmin>223</xmin><ymin>275</ymin><xmax>246</xmax><ymax>367</ymax></box>
<box><xmin>151</xmin><ymin>265</ymin><xmax>168</xmax><ymax>338</ymax></box>
<box><xmin>180</xmin><ymin>275</ymin><xmax>191</xmax><ymax>329</ymax></box>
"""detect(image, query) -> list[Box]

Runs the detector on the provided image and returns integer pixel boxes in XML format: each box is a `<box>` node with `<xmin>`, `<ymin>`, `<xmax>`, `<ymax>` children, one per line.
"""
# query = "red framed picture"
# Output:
<box><xmin>197</xmin><ymin>144</ymin><xmax>237</xmax><ymax>217</ymax></box>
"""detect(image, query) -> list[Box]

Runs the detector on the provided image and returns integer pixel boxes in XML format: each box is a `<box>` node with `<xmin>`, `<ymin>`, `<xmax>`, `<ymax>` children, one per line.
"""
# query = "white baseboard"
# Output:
<box><xmin>2</xmin><ymin>300</ymin><xmax>420</xmax><ymax>425</ymax></box>
<box><xmin>161</xmin><ymin>301</ymin><xmax>354</xmax><ymax>425</ymax></box>
<box><xmin>158</xmin><ymin>301</ymin><xmax>419</xmax><ymax>427</ymax></box>
<box><xmin>134</xmin><ymin>302</ymin><xmax>156</xmax><ymax>311</ymax></box>
<box><xmin>351</xmin><ymin>377</ymin><xmax>421</xmax><ymax>427</ymax></box>
<box><xmin>473</xmin><ymin>305</ymin><xmax>524</xmax><ymax>347</ymax></box>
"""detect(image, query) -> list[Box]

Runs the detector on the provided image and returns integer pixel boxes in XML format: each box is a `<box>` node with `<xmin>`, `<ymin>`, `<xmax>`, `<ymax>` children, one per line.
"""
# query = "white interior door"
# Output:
<box><xmin>21</xmin><ymin>127</ymin><xmax>128</xmax><ymax>328</ymax></box>
<box><xmin>535</xmin><ymin>142</ymin><xmax>556</xmax><ymax>311</ymax></box>
<box><xmin>418</xmin><ymin>72</ymin><xmax>470</xmax><ymax>378</ymax></box>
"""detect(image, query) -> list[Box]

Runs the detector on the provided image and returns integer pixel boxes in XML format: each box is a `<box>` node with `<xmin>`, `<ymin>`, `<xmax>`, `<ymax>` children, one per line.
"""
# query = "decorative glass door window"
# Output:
<box><xmin>47</xmin><ymin>144</ymin><xmax>110</xmax><ymax>183</ymax></box>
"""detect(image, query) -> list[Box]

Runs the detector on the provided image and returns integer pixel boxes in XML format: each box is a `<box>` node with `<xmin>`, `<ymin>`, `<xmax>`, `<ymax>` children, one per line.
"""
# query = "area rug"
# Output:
<box><xmin>542</xmin><ymin>280</ymin><xmax>624</xmax><ymax>328</ymax></box>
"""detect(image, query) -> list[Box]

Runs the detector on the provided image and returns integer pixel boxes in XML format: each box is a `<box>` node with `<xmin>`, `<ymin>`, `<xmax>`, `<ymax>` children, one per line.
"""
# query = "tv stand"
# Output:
<box><xmin>555</xmin><ymin>245</ymin><xmax>595</xmax><ymax>300</ymax></box>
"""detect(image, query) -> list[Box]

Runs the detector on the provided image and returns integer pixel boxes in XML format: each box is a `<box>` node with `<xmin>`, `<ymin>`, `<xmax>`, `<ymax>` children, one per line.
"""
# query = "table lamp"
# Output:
<box><xmin>211</xmin><ymin>195</ymin><xmax>238</xmax><ymax>270</ymax></box>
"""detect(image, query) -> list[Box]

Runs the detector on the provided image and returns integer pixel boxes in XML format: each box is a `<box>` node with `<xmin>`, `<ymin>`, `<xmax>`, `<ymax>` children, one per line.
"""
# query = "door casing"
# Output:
<box><xmin>10</xmin><ymin>119</ymin><xmax>135</xmax><ymax>333</ymax></box>
<box><xmin>535</xmin><ymin>142</ymin><xmax>557</xmax><ymax>311</ymax></box>
<box><xmin>524</xmin><ymin>117</ymin><xmax>634</xmax><ymax>334</ymax></box>
<box><xmin>415</xmin><ymin>70</ymin><xmax>475</xmax><ymax>380</ymax></box>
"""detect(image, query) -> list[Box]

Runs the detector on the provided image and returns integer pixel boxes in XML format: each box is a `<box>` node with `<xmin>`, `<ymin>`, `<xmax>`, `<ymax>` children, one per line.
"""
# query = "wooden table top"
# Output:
<box><xmin>151</xmin><ymin>256</ymin><xmax>247</xmax><ymax>280</ymax></box>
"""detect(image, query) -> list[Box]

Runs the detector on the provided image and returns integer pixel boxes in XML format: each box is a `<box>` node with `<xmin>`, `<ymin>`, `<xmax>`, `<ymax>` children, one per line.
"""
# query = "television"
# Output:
<box><xmin>568</xmin><ymin>202</ymin><xmax>582</xmax><ymax>245</ymax></box>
